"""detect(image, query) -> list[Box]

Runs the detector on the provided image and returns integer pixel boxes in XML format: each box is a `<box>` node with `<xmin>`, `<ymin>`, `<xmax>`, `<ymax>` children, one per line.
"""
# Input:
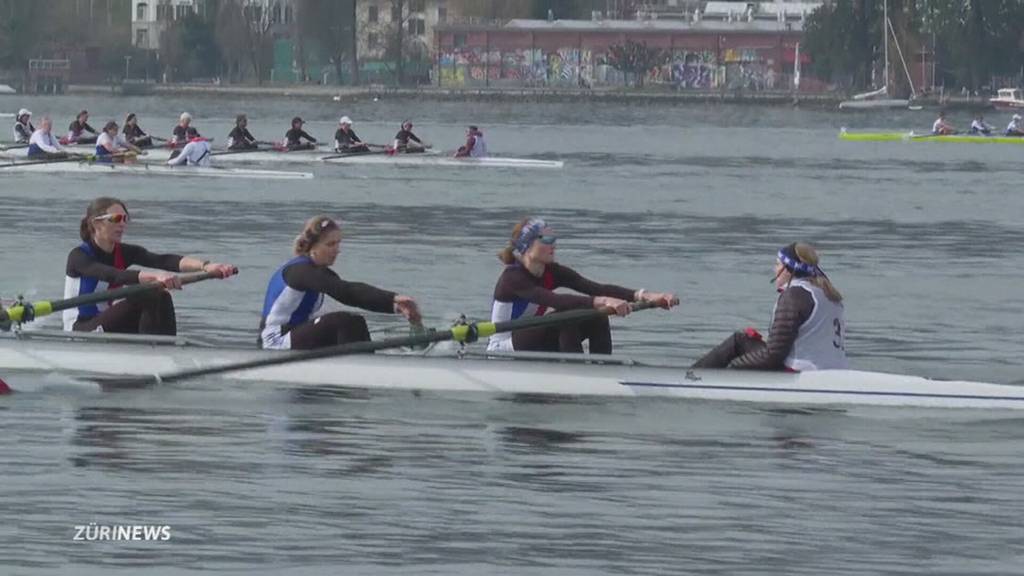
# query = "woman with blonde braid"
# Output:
<box><xmin>259</xmin><ymin>216</ymin><xmax>421</xmax><ymax>350</ymax></box>
<box><xmin>693</xmin><ymin>242</ymin><xmax>847</xmax><ymax>371</ymax></box>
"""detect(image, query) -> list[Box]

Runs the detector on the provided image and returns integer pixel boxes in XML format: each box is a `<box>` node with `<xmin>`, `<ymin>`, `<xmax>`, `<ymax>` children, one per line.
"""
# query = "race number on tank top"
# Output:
<box><xmin>772</xmin><ymin>279</ymin><xmax>848</xmax><ymax>371</ymax></box>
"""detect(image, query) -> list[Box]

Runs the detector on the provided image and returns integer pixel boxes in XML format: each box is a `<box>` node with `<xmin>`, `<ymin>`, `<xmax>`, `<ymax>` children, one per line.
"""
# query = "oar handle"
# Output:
<box><xmin>1</xmin><ymin>271</ymin><xmax>225</xmax><ymax>324</ymax></box>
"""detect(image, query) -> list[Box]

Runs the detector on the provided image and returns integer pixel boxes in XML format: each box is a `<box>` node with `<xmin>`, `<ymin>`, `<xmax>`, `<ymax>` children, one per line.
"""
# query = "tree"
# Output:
<box><xmin>294</xmin><ymin>0</ymin><xmax>359</xmax><ymax>85</ymax></box>
<box><xmin>216</xmin><ymin>0</ymin><xmax>273</xmax><ymax>84</ymax></box>
<box><xmin>606</xmin><ymin>40</ymin><xmax>668</xmax><ymax>88</ymax></box>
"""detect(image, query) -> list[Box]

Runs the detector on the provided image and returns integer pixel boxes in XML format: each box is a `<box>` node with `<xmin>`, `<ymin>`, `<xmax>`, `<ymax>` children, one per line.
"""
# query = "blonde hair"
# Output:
<box><xmin>793</xmin><ymin>243</ymin><xmax>842</xmax><ymax>303</ymax></box>
<box><xmin>497</xmin><ymin>217</ymin><xmax>531</xmax><ymax>265</ymax></box>
<box><xmin>293</xmin><ymin>215</ymin><xmax>340</xmax><ymax>255</ymax></box>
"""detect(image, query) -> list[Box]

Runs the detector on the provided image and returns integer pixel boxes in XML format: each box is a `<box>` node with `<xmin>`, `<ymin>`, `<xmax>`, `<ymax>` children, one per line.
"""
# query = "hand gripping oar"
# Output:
<box><xmin>96</xmin><ymin>301</ymin><xmax>659</xmax><ymax>390</ymax></box>
<box><xmin>0</xmin><ymin>271</ymin><xmax>224</xmax><ymax>325</ymax></box>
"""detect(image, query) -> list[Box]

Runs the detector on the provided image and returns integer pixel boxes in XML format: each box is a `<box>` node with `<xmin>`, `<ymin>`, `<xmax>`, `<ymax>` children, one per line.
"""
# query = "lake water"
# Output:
<box><xmin>1</xmin><ymin>94</ymin><xmax>1022</xmax><ymax>575</ymax></box>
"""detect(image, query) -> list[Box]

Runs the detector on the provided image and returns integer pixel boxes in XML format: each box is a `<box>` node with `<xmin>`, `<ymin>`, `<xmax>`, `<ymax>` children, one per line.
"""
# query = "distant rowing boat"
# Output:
<box><xmin>0</xmin><ymin>161</ymin><xmax>313</xmax><ymax>179</ymax></box>
<box><xmin>324</xmin><ymin>155</ymin><xmax>564</xmax><ymax>169</ymax></box>
<box><xmin>1</xmin><ymin>331</ymin><xmax>1021</xmax><ymax>409</ymax></box>
<box><xmin>838</xmin><ymin>129</ymin><xmax>1024</xmax><ymax>144</ymax></box>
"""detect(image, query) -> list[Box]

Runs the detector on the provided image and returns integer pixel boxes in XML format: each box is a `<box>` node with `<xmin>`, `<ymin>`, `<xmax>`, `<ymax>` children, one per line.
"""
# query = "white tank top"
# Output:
<box><xmin>775</xmin><ymin>279</ymin><xmax>848</xmax><ymax>371</ymax></box>
<box><xmin>470</xmin><ymin>134</ymin><xmax>488</xmax><ymax>158</ymax></box>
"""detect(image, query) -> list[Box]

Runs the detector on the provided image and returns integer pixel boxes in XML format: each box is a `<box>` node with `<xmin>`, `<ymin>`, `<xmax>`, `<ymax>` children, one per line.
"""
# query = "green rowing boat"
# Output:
<box><xmin>839</xmin><ymin>129</ymin><xmax>1024</xmax><ymax>144</ymax></box>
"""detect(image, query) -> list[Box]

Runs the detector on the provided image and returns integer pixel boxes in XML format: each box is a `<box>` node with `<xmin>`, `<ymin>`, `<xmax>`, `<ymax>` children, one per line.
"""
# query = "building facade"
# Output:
<box><xmin>357</xmin><ymin>0</ymin><xmax>452</xmax><ymax>61</ymax></box>
<box><xmin>131</xmin><ymin>0</ymin><xmax>197</xmax><ymax>50</ymax></box>
<box><xmin>435</xmin><ymin>16</ymin><xmax>820</xmax><ymax>91</ymax></box>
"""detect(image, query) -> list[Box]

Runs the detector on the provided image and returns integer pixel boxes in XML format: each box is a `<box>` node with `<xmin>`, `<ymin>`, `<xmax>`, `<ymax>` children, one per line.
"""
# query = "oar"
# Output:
<box><xmin>0</xmin><ymin>143</ymin><xmax>29</xmax><ymax>151</ymax></box>
<box><xmin>96</xmin><ymin>301</ymin><xmax>659</xmax><ymax>390</ymax></box>
<box><xmin>0</xmin><ymin>153</ymin><xmax>101</xmax><ymax>169</ymax></box>
<box><xmin>0</xmin><ymin>271</ymin><xmax>223</xmax><ymax>324</ymax></box>
<box><xmin>320</xmin><ymin>149</ymin><xmax>387</xmax><ymax>161</ymax></box>
<box><xmin>212</xmin><ymin>146</ymin><xmax>285</xmax><ymax>157</ymax></box>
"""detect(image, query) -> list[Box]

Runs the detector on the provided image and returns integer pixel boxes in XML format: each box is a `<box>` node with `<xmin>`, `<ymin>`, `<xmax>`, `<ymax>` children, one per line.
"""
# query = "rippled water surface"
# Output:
<box><xmin>1</xmin><ymin>94</ymin><xmax>1023</xmax><ymax>575</ymax></box>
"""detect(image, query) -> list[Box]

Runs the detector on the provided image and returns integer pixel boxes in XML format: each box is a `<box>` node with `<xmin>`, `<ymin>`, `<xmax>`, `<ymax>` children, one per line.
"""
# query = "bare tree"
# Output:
<box><xmin>217</xmin><ymin>0</ymin><xmax>273</xmax><ymax>84</ymax></box>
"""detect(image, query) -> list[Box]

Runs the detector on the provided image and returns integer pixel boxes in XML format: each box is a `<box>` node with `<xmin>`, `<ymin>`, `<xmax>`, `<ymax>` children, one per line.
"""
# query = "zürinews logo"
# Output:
<box><xmin>73</xmin><ymin>524</ymin><xmax>172</xmax><ymax>542</ymax></box>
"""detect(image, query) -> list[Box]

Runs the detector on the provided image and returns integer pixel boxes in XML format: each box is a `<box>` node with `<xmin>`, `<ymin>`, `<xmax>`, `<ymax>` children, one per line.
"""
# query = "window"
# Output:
<box><xmin>135</xmin><ymin>28</ymin><xmax>149</xmax><ymax>47</ymax></box>
<box><xmin>368</xmin><ymin>33</ymin><xmax>379</xmax><ymax>49</ymax></box>
<box><xmin>156</xmin><ymin>0</ymin><xmax>172</xmax><ymax>21</ymax></box>
<box><xmin>392</xmin><ymin>5</ymin><xmax>401</xmax><ymax>22</ymax></box>
<box><xmin>408</xmin><ymin>18</ymin><xmax>425</xmax><ymax>35</ymax></box>
<box><xmin>410</xmin><ymin>0</ymin><xmax>425</xmax><ymax>11</ymax></box>
<box><xmin>136</xmin><ymin>2</ymin><xmax>147</xmax><ymax>21</ymax></box>
<box><xmin>368</xmin><ymin>5</ymin><xmax>378</xmax><ymax>22</ymax></box>
<box><xmin>438</xmin><ymin>6</ymin><xmax>447</xmax><ymax>22</ymax></box>
<box><xmin>175</xmin><ymin>4</ymin><xmax>191</xmax><ymax>19</ymax></box>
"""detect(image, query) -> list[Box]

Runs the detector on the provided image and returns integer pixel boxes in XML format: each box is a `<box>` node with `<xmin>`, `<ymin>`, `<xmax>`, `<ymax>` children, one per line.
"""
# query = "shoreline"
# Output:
<box><xmin>51</xmin><ymin>83</ymin><xmax>996</xmax><ymax>110</ymax></box>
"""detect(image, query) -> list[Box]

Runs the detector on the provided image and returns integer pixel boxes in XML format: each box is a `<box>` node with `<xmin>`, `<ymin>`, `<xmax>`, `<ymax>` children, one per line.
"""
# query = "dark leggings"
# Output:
<box><xmin>288</xmin><ymin>311</ymin><xmax>371</xmax><ymax>350</ymax></box>
<box><xmin>131</xmin><ymin>136</ymin><xmax>154</xmax><ymax>148</ymax></box>
<box><xmin>73</xmin><ymin>290</ymin><xmax>176</xmax><ymax>335</ymax></box>
<box><xmin>691</xmin><ymin>331</ymin><xmax>766</xmax><ymax>368</ymax></box>
<box><xmin>511</xmin><ymin>315</ymin><xmax>613</xmax><ymax>354</ymax></box>
<box><xmin>228</xmin><ymin>141</ymin><xmax>258</xmax><ymax>151</ymax></box>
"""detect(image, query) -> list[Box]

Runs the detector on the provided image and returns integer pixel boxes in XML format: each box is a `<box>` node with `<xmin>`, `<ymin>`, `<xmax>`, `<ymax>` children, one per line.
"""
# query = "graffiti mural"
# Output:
<box><xmin>671</xmin><ymin>50</ymin><xmax>717</xmax><ymax>89</ymax></box>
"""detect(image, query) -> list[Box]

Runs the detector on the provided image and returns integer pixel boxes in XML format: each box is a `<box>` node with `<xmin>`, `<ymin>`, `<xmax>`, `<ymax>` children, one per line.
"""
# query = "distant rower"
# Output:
<box><xmin>969</xmin><ymin>113</ymin><xmax>993</xmax><ymax>136</ymax></box>
<box><xmin>95</xmin><ymin>121</ymin><xmax>143</xmax><ymax>163</ymax></box>
<box><xmin>171</xmin><ymin>113</ymin><xmax>199</xmax><ymax>146</ymax></box>
<box><xmin>692</xmin><ymin>242</ymin><xmax>847</xmax><ymax>371</ymax></box>
<box><xmin>227</xmin><ymin>114</ymin><xmax>258</xmax><ymax>150</ymax></box>
<box><xmin>392</xmin><ymin>120</ymin><xmax>425</xmax><ymax>153</ymax></box>
<box><xmin>932</xmin><ymin>111</ymin><xmax>956</xmax><ymax>136</ymax></box>
<box><xmin>1006</xmin><ymin>114</ymin><xmax>1024</xmax><ymax>137</ymax></box>
<box><xmin>27</xmin><ymin>117</ymin><xmax>68</xmax><ymax>159</ymax></box>
<box><xmin>455</xmin><ymin>125</ymin><xmax>487</xmax><ymax>158</ymax></box>
<box><xmin>334</xmin><ymin>116</ymin><xmax>369</xmax><ymax>153</ymax></box>
<box><xmin>166</xmin><ymin>135</ymin><xmax>211</xmax><ymax>167</ymax></box>
<box><xmin>65</xmin><ymin>110</ymin><xmax>98</xmax><ymax>145</ymax></box>
<box><xmin>259</xmin><ymin>216</ymin><xmax>421</xmax><ymax>350</ymax></box>
<box><xmin>284</xmin><ymin>116</ymin><xmax>317</xmax><ymax>151</ymax></box>
<box><xmin>487</xmin><ymin>217</ymin><xmax>677</xmax><ymax>354</ymax></box>
<box><xmin>13</xmin><ymin>108</ymin><xmax>34</xmax><ymax>143</ymax></box>
<box><xmin>123</xmin><ymin>113</ymin><xmax>153</xmax><ymax>148</ymax></box>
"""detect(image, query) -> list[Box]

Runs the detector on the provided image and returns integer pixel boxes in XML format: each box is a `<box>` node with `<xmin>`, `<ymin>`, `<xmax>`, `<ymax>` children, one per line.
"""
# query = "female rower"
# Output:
<box><xmin>65</xmin><ymin>110</ymin><xmax>98</xmax><ymax>145</ymax></box>
<box><xmin>455</xmin><ymin>125</ymin><xmax>487</xmax><ymax>158</ymax></box>
<box><xmin>64</xmin><ymin>197</ymin><xmax>236</xmax><ymax>335</ymax></box>
<box><xmin>171</xmin><ymin>112</ymin><xmax>199</xmax><ymax>146</ymax></box>
<box><xmin>228</xmin><ymin>114</ymin><xmax>258</xmax><ymax>150</ymax></box>
<box><xmin>487</xmin><ymin>217</ymin><xmax>677</xmax><ymax>354</ymax></box>
<box><xmin>692</xmin><ymin>242</ymin><xmax>847</xmax><ymax>371</ymax></box>
<box><xmin>13</xmin><ymin>108</ymin><xmax>34</xmax><ymax>143</ymax></box>
<box><xmin>392</xmin><ymin>120</ymin><xmax>425</xmax><ymax>153</ymax></box>
<box><xmin>334</xmin><ymin>116</ymin><xmax>369</xmax><ymax>153</ymax></box>
<box><xmin>259</xmin><ymin>216</ymin><xmax>421</xmax><ymax>350</ymax></box>
<box><xmin>123</xmin><ymin>113</ymin><xmax>153</xmax><ymax>148</ymax></box>
<box><xmin>284</xmin><ymin>117</ymin><xmax>317</xmax><ymax>151</ymax></box>
<box><xmin>95</xmin><ymin>121</ymin><xmax>144</xmax><ymax>163</ymax></box>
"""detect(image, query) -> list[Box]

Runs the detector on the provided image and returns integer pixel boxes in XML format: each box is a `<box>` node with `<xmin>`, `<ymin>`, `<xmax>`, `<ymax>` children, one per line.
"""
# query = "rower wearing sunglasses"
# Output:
<box><xmin>487</xmin><ymin>217</ymin><xmax>678</xmax><ymax>354</ymax></box>
<box><xmin>260</xmin><ymin>216</ymin><xmax>421</xmax><ymax>350</ymax></box>
<box><xmin>63</xmin><ymin>197</ymin><xmax>237</xmax><ymax>335</ymax></box>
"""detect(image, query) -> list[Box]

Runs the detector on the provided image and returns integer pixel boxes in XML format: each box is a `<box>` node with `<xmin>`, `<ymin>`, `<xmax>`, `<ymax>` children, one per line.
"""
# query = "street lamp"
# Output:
<box><xmin>125</xmin><ymin>55</ymin><xmax>132</xmax><ymax>80</ymax></box>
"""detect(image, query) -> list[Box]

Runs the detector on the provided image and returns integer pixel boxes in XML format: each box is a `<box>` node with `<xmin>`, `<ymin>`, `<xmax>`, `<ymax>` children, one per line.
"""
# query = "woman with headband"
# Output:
<box><xmin>693</xmin><ymin>242</ymin><xmax>847</xmax><ymax>371</ymax></box>
<box><xmin>259</xmin><ymin>216</ymin><xmax>421</xmax><ymax>350</ymax></box>
<box><xmin>487</xmin><ymin>217</ymin><xmax>677</xmax><ymax>354</ymax></box>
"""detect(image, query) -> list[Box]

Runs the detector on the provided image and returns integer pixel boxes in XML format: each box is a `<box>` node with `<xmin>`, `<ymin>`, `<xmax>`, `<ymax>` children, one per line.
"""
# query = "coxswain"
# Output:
<box><xmin>259</xmin><ymin>216</ymin><xmax>421</xmax><ymax>350</ymax></box>
<box><xmin>171</xmin><ymin>112</ymin><xmax>199</xmax><ymax>147</ymax></box>
<box><xmin>333</xmin><ymin>116</ymin><xmax>369</xmax><ymax>153</ymax></box>
<box><xmin>1005</xmin><ymin>114</ymin><xmax>1024</xmax><ymax>137</ymax></box>
<box><xmin>969</xmin><ymin>113</ymin><xmax>993</xmax><ymax>136</ymax></box>
<box><xmin>227</xmin><ymin>114</ymin><xmax>258</xmax><ymax>150</ymax></box>
<box><xmin>283</xmin><ymin>117</ymin><xmax>317</xmax><ymax>151</ymax></box>
<box><xmin>166</xmin><ymin>134</ymin><xmax>212</xmax><ymax>167</ymax></box>
<box><xmin>64</xmin><ymin>197</ymin><xmax>236</xmax><ymax>334</ymax></box>
<box><xmin>487</xmin><ymin>217</ymin><xmax>677</xmax><ymax>354</ymax></box>
<box><xmin>932</xmin><ymin>111</ymin><xmax>956</xmax><ymax>136</ymax></box>
<box><xmin>27</xmin><ymin>117</ymin><xmax>68</xmax><ymax>159</ymax></box>
<box><xmin>65</xmin><ymin>110</ymin><xmax>98</xmax><ymax>145</ymax></box>
<box><xmin>392</xmin><ymin>120</ymin><xmax>425</xmax><ymax>153</ymax></box>
<box><xmin>123</xmin><ymin>113</ymin><xmax>153</xmax><ymax>148</ymax></box>
<box><xmin>13</xmin><ymin>108</ymin><xmax>34</xmax><ymax>143</ymax></box>
<box><xmin>455</xmin><ymin>125</ymin><xmax>488</xmax><ymax>158</ymax></box>
<box><xmin>95</xmin><ymin>121</ymin><xmax>143</xmax><ymax>163</ymax></box>
<box><xmin>692</xmin><ymin>242</ymin><xmax>847</xmax><ymax>371</ymax></box>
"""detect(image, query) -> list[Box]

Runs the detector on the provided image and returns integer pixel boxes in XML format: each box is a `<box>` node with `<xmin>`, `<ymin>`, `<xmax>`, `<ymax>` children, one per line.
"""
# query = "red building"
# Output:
<box><xmin>435</xmin><ymin>19</ymin><xmax>820</xmax><ymax>92</ymax></box>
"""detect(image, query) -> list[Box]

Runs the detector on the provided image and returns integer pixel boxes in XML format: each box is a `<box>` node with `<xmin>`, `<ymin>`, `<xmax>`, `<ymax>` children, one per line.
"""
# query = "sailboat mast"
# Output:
<box><xmin>883</xmin><ymin>0</ymin><xmax>889</xmax><ymax>93</ymax></box>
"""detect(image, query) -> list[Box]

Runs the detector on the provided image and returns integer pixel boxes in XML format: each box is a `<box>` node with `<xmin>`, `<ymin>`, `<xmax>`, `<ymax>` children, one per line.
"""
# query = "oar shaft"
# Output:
<box><xmin>98</xmin><ymin>301</ymin><xmax>658</xmax><ymax>389</ymax></box>
<box><xmin>1</xmin><ymin>271</ymin><xmax>221</xmax><ymax>323</ymax></box>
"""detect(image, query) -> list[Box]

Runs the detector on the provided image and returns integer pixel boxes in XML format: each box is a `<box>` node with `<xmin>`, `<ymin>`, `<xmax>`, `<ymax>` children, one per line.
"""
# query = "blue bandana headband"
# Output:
<box><xmin>513</xmin><ymin>218</ymin><xmax>547</xmax><ymax>256</ymax></box>
<box><xmin>778</xmin><ymin>245</ymin><xmax>824</xmax><ymax>278</ymax></box>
